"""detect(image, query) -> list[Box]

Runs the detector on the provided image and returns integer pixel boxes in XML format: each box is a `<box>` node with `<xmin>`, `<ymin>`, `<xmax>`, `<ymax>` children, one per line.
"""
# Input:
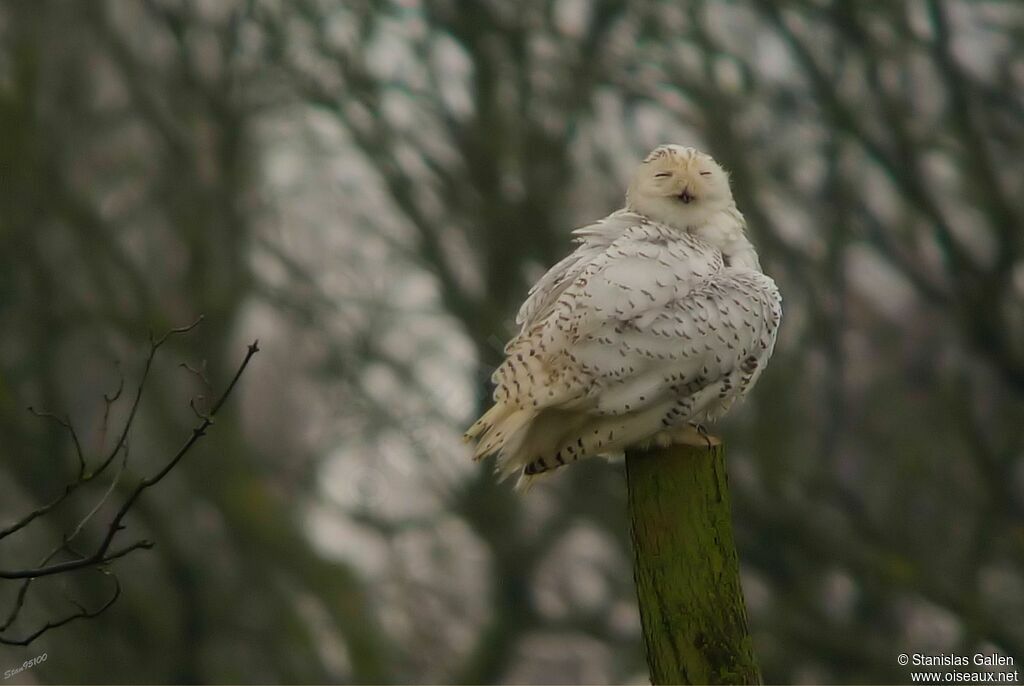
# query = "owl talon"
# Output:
<box><xmin>695</xmin><ymin>423</ymin><xmax>721</xmax><ymax>449</ymax></box>
<box><xmin>649</xmin><ymin>424</ymin><xmax>721</xmax><ymax>449</ymax></box>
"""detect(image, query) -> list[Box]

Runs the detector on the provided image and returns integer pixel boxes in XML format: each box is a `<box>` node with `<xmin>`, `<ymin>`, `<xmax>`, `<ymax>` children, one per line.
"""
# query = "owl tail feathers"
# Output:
<box><xmin>463</xmin><ymin>403</ymin><xmax>503</xmax><ymax>443</ymax></box>
<box><xmin>464</xmin><ymin>404</ymin><xmax>536</xmax><ymax>464</ymax></box>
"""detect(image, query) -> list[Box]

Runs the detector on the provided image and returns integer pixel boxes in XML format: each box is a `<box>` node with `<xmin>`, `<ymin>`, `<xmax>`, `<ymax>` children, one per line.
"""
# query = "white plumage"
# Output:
<box><xmin>465</xmin><ymin>145</ymin><xmax>782</xmax><ymax>490</ymax></box>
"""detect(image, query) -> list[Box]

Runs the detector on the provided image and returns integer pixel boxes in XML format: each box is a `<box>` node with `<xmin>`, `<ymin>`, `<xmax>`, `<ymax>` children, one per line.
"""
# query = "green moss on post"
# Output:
<box><xmin>626</xmin><ymin>443</ymin><xmax>762</xmax><ymax>685</ymax></box>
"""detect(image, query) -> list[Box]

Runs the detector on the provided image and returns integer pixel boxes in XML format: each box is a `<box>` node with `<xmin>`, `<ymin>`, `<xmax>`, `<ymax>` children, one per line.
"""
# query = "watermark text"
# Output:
<box><xmin>898</xmin><ymin>652</ymin><xmax>1017</xmax><ymax>684</ymax></box>
<box><xmin>3</xmin><ymin>653</ymin><xmax>47</xmax><ymax>681</ymax></box>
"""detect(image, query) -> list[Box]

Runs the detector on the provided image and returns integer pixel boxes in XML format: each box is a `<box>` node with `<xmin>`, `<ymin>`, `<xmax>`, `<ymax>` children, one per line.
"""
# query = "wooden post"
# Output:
<box><xmin>626</xmin><ymin>443</ymin><xmax>762</xmax><ymax>685</ymax></box>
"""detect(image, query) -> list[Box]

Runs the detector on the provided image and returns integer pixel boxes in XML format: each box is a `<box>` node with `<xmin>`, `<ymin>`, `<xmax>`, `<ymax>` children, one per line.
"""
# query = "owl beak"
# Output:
<box><xmin>679</xmin><ymin>188</ymin><xmax>695</xmax><ymax>204</ymax></box>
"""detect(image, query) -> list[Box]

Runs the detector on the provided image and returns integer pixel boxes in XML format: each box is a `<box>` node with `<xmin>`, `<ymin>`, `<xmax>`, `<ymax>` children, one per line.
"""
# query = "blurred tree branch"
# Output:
<box><xmin>756</xmin><ymin>1</ymin><xmax>1024</xmax><ymax>393</ymax></box>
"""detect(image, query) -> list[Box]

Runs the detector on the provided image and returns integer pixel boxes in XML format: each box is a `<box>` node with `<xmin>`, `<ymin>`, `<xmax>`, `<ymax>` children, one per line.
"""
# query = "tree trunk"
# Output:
<box><xmin>626</xmin><ymin>443</ymin><xmax>762</xmax><ymax>685</ymax></box>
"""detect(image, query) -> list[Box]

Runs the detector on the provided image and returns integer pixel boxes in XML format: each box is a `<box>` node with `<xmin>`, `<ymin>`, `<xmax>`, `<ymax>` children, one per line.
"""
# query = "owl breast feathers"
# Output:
<box><xmin>465</xmin><ymin>147</ymin><xmax>782</xmax><ymax>490</ymax></box>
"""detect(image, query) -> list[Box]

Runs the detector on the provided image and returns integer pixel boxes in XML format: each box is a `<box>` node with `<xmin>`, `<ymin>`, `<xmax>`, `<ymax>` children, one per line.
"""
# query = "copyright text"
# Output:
<box><xmin>898</xmin><ymin>652</ymin><xmax>1018</xmax><ymax>684</ymax></box>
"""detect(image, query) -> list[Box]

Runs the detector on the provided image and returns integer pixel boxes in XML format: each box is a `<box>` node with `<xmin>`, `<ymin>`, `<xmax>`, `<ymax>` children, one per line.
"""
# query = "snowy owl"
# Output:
<box><xmin>464</xmin><ymin>145</ymin><xmax>782</xmax><ymax>490</ymax></box>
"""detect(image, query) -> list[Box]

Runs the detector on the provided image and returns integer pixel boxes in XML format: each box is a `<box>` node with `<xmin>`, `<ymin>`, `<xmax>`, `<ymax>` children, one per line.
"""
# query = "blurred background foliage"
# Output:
<box><xmin>1</xmin><ymin>0</ymin><xmax>1023</xmax><ymax>683</ymax></box>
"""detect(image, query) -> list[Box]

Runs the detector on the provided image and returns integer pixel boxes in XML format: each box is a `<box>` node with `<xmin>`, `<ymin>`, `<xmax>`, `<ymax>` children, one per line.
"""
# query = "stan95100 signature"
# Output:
<box><xmin>4</xmin><ymin>653</ymin><xmax>47</xmax><ymax>680</ymax></box>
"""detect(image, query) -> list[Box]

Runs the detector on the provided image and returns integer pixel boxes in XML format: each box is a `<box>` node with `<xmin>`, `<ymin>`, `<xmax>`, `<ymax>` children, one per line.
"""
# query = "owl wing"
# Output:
<box><xmin>573</xmin><ymin>269</ymin><xmax>781</xmax><ymax>420</ymax></box>
<box><xmin>515</xmin><ymin>210</ymin><xmax>641</xmax><ymax>330</ymax></box>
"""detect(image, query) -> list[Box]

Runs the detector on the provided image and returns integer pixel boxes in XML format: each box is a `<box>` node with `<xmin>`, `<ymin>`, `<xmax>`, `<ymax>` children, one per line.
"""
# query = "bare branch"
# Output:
<box><xmin>0</xmin><ymin>338</ymin><xmax>258</xmax><ymax>580</ymax></box>
<box><xmin>0</xmin><ymin>322</ymin><xmax>256</xmax><ymax>648</ymax></box>
<box><xmin>0</xmin><ymin>573</ymin><xmax>123</xmax><ymax>647</ymax></box>
<box><xmin>0</xmin><ymin>316</ymin><xmax>204</xmax><ymax>542</ymax></box>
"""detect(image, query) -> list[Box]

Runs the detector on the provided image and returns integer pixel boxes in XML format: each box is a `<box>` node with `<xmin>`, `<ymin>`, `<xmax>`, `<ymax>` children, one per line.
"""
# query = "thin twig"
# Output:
<box><xmin>179</xmin><ymin>360</ymin><xmax>212</xmax><ymax>392</ymax></box>
<box><xmin>0</xmin><ymin>574</ymin><xmax>123</xmax><ymax>647</ymax></box>
<box><xmin>65</xmin><ymin>445</ymin><xmax>131</xmax><ymax>546</ymax></box>
<box><xmin>98</xmin><ymin>360</ymin><xmax>125</xmax><ymax>451</ymax></box>
<box><xmin>26</xmin><ymin>408</ymin><xmax>86</xmax><ymax>480</ymax></box>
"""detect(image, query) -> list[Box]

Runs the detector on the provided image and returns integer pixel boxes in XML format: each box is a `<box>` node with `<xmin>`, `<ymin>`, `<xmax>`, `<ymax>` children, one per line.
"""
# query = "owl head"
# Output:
<box><xmin>626</xmin><ymin>145</ymin><xmax>734</xmax><ymax>229</ymax></box>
